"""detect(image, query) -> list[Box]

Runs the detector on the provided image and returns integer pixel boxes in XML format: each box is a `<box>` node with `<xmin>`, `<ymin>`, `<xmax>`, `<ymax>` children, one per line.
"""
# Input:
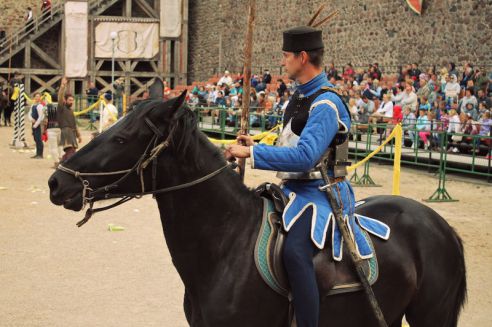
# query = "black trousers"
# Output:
<box><xmin>3</xmin><ymin>103</ymin><xmax>13</xmax><ymax>125</ymax></box>
<box><xmin>32</xmin><ymin>126</ymin><xmax>43</xmax><ymax>157</ymax></box>
<box><xmin>283</xmin><ymin>207</ymin><xmax>319</xmax><ymax>327</ymax></box>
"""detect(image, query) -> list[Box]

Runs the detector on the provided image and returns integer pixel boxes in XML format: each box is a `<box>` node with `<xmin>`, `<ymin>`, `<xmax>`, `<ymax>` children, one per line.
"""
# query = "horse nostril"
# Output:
<box><xmin>48</xmin><ymin>175</ymin><xmax>59</xmax><ymax>193</ymax></box>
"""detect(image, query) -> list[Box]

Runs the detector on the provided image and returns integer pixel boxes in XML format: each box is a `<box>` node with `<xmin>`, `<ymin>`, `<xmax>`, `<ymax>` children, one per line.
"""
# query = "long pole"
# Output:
<box><xmin>238</xmin><ymin>0</ymin><xmax>256</xmax><ymax>181</ymax></box>
<box><xmin>111</xmin><ymin>38</ymin><xmax>115</xmax><ymax>94</ymax></box>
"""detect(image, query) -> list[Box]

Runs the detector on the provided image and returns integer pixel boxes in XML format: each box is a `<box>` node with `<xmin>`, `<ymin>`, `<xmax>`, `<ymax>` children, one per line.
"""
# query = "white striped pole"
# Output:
<box><xmin>18</xmin><ymin>83</ymin><xmax>27</xmax><ymax>147</ymax></box>
<box><xmin>11</xmin><ymin>85</ymin><xmax>20</xmax><ymax>146</ymax></box>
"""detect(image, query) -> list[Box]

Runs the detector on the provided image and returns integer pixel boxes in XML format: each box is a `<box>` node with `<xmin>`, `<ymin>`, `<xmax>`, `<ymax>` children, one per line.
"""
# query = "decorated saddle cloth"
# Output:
<box><xmin>282</xmin><ymin>179</ymin><xmax>390</xmax><ymax>261</ymax></box>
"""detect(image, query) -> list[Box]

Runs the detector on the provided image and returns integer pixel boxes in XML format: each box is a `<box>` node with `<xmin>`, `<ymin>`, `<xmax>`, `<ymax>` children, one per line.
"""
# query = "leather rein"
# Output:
<box><xmin>57</xmin><ymin>116</ymin><xmax>236</xmax><ymax>227</ymax></box>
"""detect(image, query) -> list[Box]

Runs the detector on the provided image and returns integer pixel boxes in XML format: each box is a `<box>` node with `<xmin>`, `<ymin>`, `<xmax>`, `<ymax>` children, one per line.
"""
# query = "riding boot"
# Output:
<box><xmin>283</xmin><ymin>208</ymin><xmax>319</xmax><ymax>327</ymax></box>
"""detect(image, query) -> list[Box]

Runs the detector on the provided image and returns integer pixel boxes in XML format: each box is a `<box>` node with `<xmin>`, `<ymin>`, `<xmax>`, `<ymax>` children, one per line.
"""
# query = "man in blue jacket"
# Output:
<box><xmin>226</xmin><ymin>26</ymin><xmax>355</xmax><ymax>327</ymax></box>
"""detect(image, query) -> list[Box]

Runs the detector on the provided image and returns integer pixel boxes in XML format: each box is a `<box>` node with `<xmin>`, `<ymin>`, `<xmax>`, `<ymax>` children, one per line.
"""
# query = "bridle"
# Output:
<box><xmin>57</xmin><ymin>116</ymin><xmax>236</xmax><ymax>227</ymax></box>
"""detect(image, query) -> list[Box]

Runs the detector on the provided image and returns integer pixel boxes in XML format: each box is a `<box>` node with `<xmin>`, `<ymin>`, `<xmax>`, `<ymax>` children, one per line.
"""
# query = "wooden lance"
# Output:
<box><xmin>237</xmin><ymin>0</ymin><xmax>256</xmax><ymax>181</ymax></box>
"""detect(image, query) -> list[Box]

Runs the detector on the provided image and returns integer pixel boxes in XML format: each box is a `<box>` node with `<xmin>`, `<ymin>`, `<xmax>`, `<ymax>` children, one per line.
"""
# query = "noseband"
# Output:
<box><xmin>57</xmin><ymin>116</ymin><xmax>236</xmax><ymax>227</ymax></box>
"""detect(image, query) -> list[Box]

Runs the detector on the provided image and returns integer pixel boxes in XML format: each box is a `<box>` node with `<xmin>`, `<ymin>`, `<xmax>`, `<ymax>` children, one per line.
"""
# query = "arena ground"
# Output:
<box><xmin>0</xmin><ymin>125</ymin><xmax>490</xmax><ymax>326</ymax></box>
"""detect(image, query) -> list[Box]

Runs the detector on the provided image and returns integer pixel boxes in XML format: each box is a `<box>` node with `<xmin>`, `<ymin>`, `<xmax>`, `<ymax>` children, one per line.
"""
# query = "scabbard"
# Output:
<box><xmin>318</xmin><ymin>161</ymin><xmax>388</xmax><ymax>327</ymax></box>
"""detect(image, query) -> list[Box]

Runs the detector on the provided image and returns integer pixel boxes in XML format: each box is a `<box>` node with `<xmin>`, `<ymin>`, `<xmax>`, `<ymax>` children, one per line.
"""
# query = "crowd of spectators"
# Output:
<box><xmin>185</xmin><ymin>62</ymin><xmax>492</xmax><ymax>158</ymax></box>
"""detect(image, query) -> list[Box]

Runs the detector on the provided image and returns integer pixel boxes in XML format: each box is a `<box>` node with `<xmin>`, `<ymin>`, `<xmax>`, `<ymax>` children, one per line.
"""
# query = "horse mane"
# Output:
<box><xmin>170</xmin><ymin>105</ymin><xmax>226</xmax><ymax>169</ymax></box>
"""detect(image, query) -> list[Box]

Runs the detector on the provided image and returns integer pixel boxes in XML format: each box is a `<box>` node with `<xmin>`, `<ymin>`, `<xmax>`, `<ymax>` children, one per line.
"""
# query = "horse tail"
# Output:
<box><xmin>447</xmin><ymin>228</ymin><xmax>467</xmax><ymax>326</ymax></box>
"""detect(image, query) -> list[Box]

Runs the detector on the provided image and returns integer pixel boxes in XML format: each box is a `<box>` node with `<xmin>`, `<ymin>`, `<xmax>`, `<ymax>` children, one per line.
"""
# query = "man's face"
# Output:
<box><xmin>66</xmin><ymin>96</ymin><xmax>74</xmax><ymax>107</ymax></box>
<box><xmin>281</xmin><ymin>51</ymin><xmax>304</xmax><ymax>80</ymax></box>
<box><xmin>478</xmin><ymin>90</ymin><xmax>484</xmax><ymax>98</ymax></box>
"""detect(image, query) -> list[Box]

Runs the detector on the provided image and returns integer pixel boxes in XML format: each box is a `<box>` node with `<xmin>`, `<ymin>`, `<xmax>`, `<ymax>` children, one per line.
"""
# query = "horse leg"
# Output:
<box><xmin>405</xmin><ymin>232</ymin><xmax>466</xmax><ymax>327</ymax></box>
<box><xmin>184</xmin><ymin>289</ymin><xmax>192</xmax><ymax>325</ymax></box>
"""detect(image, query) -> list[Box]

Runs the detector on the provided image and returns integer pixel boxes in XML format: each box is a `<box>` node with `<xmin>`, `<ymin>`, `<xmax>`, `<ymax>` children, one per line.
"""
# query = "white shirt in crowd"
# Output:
<box><xmin>376</xmin><ymin>101</ymin><xmax>394</xmax><ymax>118</ymax></box>
<box><xmin>218</xmin><ymin>75</ymin><xmax>233</xmax><ymax>87</ymax></box>
<box><xmin>447</xmin><ymin>114</ymin><xmax>461</xmax><ymax>134</ymax></box>
<box><xmin>445</xmin><ymin>81</ymin><xmax>461</xmax><ymax>99</ymax></box>
<box><xmin>401</xmin><ymin>91</ymin><xmax>418</xmax><ymax>112</ymax></box>
<box><xmin>29</xmin><ymin>103</ymin><xmax>45</xmax><ymax>128</ymax></box>
<box><xmin>101</xmin><ymin>103</ymin><xmax>118</xmax><ymax>131</ymax></box>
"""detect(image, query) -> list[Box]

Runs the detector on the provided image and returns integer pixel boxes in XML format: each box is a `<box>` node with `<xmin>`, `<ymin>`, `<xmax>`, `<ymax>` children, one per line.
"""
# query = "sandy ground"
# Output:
<box><xmin>0</xmin><ymin>124</ymin><xmax>491</xmax><ymax>327</ymax></box>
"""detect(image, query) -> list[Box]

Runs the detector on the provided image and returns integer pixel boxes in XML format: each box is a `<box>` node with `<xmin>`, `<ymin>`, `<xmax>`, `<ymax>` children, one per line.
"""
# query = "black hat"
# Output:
<box><xmin>282</xmin><ymin>26</ymin><xmax>324</xmax><ymax>52</ymax></box>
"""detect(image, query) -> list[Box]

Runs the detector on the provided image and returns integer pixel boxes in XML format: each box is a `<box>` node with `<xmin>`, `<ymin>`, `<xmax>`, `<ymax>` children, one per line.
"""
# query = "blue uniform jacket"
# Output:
<box><xmin>251</xmin><ymin>73</ymin><xmax>390</xmax><ymax>260</ymax></box>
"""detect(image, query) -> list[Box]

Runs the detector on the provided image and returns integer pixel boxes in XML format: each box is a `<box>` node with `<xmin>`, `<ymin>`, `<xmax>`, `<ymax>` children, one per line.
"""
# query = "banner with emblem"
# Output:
<box><xmin>405</xmin><ymin>0</ymin><xmax>423</xmax><ymax>15</ymax></box>
<box><xmin>95</xmin><ymin>23</ymin><xmax>159</xmax><ymax>59</ymax></box>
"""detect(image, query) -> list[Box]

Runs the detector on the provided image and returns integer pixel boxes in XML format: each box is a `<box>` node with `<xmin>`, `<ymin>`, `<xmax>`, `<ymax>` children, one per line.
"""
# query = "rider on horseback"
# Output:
<box><xmin>226</xmin><ymin>26</ymin><xmax>356</xmax><ymax>327</ymax></box>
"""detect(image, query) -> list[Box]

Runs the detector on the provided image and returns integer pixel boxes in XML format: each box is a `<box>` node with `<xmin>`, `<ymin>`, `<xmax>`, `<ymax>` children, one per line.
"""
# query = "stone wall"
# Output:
<box><xmin>188</xmin><ymin>0</ymin><xmax>492</xmax><ymax>82</ymax></box>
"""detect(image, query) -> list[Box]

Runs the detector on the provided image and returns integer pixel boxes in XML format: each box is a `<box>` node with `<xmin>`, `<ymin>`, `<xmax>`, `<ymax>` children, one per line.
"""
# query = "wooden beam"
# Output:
<box><xmin>134</xmin><ymin>0</ymin><xmax>159</xmax><ymax>18</ymax></box>
<box><xmin>31</xmin><ymin>75</ymin><xmax>59</xmax><ymax>93</ymax></box>
<box><xmin>31</xmin><ymin>42</ymin><xmax>61</xmax><ymax>69</ymax></box>
<box><xmin>95</xmin><ymin>60</ymin><xmax>104</xmax><ymax>71</ymax></box>
<box><xmin>130</xmin><ymin>61</ymin><xmax>138</xmax><ymax>71</ymax></box>
<box><xmin>95</xmin><ymin>76</ymin><xmax>111</xmax><ymax>93</ymax></box>
<box><xmin>181</xmin><ymin>0</ymin><xmax>189</xmax><ymax>84</ymax></box>
<box><xmin>95</xmin><ymin>70</ymin><xmax>160</xmax><ymax>78</ymax></box>
<box><xmin>24</xmin><ymin>40</ymin><xmax>31</xmax><ymax>94</ymax></box>
<box><xmin>125</xmin><ymin>0</ymin><xmax>132</xmax><ymax>17</ymax></box>
<box><xmin>117</xmin><ymin>61</ymin><xmax>127</xmax><ymax>72</ymax></box>
<box><xmin>0</xmin><ymin>68</ymin><xmax>62</xmax><ymax>75</ymax></box>
<box><xmin>149</xmin><ymin>60</ymin><xmax>159</xmax><ymax>73</ymax></box>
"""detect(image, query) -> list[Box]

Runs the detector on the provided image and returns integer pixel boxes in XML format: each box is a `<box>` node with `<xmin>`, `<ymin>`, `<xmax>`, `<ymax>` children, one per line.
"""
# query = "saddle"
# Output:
<box><xmin>254</xmin><ymin>183</ymin><xmax>379</xmax><ymax>298</ymax></box>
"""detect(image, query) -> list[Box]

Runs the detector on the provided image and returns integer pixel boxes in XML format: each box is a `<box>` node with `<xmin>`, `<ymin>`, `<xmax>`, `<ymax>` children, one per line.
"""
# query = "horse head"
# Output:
<box><xmin>48</xmin><ymin>90</ymin><xmax>191</xmax><ymax>212</ymax></box>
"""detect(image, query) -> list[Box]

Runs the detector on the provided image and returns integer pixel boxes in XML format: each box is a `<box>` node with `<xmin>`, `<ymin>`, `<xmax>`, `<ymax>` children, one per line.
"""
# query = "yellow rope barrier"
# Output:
<box><xmin>74</xmin><ymin>98</ymin><xmax>102</xmax><ymax>117</ymax></box>
<box><xmin>347</xmin><ymin>124</ymin><xmax>403</xmax><ymax>195</ymax></box>
<box><xmin>22</xmin><ymin>92</ymin><xmax>52</xmax><ymax>104</ymax></box>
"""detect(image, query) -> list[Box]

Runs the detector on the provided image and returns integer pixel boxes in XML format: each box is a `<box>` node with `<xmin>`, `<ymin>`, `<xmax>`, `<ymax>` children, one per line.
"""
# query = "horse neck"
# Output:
<box><xmin>155</xmin><ymin>136</ymin><xmax>261</xmax><ymax>265</ymax></box>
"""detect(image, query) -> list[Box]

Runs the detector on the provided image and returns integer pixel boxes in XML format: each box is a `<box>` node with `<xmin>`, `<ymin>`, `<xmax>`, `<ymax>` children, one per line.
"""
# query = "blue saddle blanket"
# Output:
<box><xmin>282</xmin><ymin>180</ymin><xmax>390</xmax><ymax>261</ymax></box>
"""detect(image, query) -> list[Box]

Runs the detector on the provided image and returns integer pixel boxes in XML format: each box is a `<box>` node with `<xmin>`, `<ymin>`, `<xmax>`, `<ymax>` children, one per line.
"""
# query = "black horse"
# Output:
<box><xmin>49</xmin><ymin>92</ymin><xmax>466</xmax><ymax>327</ymax></box>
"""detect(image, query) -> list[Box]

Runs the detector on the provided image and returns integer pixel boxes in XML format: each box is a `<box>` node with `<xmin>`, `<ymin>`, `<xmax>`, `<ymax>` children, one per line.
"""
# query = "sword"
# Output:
<box><xmin>318</xmin><ymin>158</ymin><xmax>388</xmax><ymax>327</ymax></box>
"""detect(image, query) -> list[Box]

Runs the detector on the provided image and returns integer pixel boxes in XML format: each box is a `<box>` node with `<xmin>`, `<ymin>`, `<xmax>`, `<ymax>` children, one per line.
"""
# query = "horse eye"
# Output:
<box><xmin>114</xmin><ymin>136</ymin><xmax>126</xmax><ymax>144</ymax></box>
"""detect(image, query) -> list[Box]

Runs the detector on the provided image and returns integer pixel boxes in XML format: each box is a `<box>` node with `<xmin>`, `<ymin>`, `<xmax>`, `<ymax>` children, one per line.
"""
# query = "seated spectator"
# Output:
<box><xmin>477</xmin><ymin>89</ymin><xmax>491</xmax><ymax>109</ymax></box>
<box><xmin>327</xmin><ymin>63</ymin><xmax>339</xmax><ymax>80</ymax></box>
<box><xmin>215</xmin><ymin>91</ymin><xmax>226</xmax><ymax>107</ymax></box>
<box><xmin>255</xmin><ymin>76</ymin><xmax>266</xmax><ymax>93</ymax></box>
<box><xmin>342</xmin><ymin>63</ymin><xmax>355</xmax><ymax>81</ymax></box>
<box><xmin>459</xmin><ymin>88</ymin><xmax>478</xmax><ymax>112</ymax></box>
<box><xmin>218</xmin><ymin>70</ymin><xmax>233</xmax><ymax>87</ymax></box>
<box><xmin>391</xmin><ymin>105</ymin><xmax>403</xmax><ymax>125</ymax></box>
<box><xmin>370</xmin><ymin>93</ymin><xmax>393</xmax><ymax>124</ymax></box>
<box><xmin>419</xmin><ymin>96</ymin><xmax>431</xmax><ymax>111</ymax></box>
<box><xmin>369</xmin><ymin>79</ymin><xmax>382</xmax><ymax>100</ymax></box>
<box><xmin>474</xmin><ymin>69</ymin><xmax>489</xmax><ymax>93</ymax></box>
<box><xmin>416</xmin><ymin>109</ymin><xmax>428</xmax><ymax>132</ymax></box>
<box><xmin>447</xmin><ymin>109</ymin><xmax>462</xmax><ymax>153</ymax></box>
<box><xmin>478</xmin><ymin>111</ymin><xmax>491</xmax><ymax>138</ymax></box>
<box><xmin>402</xmin><ymin>107</ymin><xmax>417</xmax><ymax>145</ymax></box>
<box><xmin>401</xmin><ymin>84</ymin><xmax>418</xmax><ymax>113</ymax></box>
<box><xmin>478</xmin><ymin>101</ymin><xmax>489</xmax><ymax>120</ymax></box>
<box><xmin>418</xmin><ymin>111</ymin><xmax>434</xmax><ymax>149</ymax></box>
<box><xmin>445</xmin><ymin>74</ymin><xmax>460</xmax><ymax>104</ymax></box>
<box><xmin>276</xmin><ymin>79</ymin><xmax>287</xmax><ymax>98</ymax></box>
<box><xmin>357</xmin><ymin>95</ymin><xmax>375</xmax><ymax>124</ymax></box>
<box><xmin>460</xmin><ymin>64</ymin><xmax>474</xmax><ymax>89</ymax></box>
<box><xmin>348</xmin><ymin>98</ymin><xmax>359</xmax><ymax>122</ymax></box>
<box><xmin>462</xmin><ymin>102</ymin><xmax>478</xmax><ymax>121</ymax></box>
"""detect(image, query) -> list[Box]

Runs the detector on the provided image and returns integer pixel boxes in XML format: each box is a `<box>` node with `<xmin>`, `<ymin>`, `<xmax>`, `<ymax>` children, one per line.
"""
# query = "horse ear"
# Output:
<box><xmin>170</xmin><ymin>90</ymin><xmax>187</xmax><ymax>113</ymax></box>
